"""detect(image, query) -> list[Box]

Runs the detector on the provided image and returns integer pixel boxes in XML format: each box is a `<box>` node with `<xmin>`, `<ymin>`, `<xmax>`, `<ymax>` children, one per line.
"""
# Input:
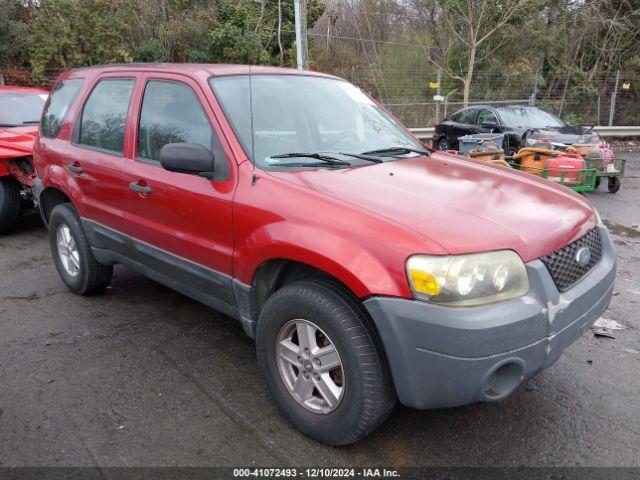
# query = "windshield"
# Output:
<box><xmin>496</xmin><ymin>106</ymin><xmax>565</xmax><ymax>128</ymax></box>
<box><xmin>0</xmin><ymin>92</ymin><xmax>48</xmax><ymax>127</ymax></box>
<box><xmin>210</xmin><ymin>75</ymin><xmax>422</xmax><ymax>167</ymax></box>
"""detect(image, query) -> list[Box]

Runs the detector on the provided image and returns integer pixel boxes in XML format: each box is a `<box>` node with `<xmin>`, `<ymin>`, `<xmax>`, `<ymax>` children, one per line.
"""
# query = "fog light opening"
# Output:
<box><xmin>482</xmin><ymin>361</ymin><xmax>524</xmax><ymax>401</ymax></box>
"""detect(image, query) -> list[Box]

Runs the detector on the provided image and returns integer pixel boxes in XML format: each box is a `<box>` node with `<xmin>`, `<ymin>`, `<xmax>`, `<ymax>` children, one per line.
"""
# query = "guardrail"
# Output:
<box><xmin>590</xmin><ymin>126</ymin><xmax>640</xmax><ymax>137</ymax></box>
<box><xmin>410</xmin><ymin>126</ymin><xmax>640</xmax><ymax>142</ymax></box>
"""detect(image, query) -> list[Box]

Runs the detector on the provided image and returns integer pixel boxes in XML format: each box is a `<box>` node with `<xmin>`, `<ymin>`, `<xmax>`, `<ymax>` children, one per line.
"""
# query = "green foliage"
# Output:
<box><xmin>19</xmin><ymin>0</ymin><xmax>325</xmax><ymax>81</ymax></box>
<box><xmin>30</xmin><ymin>0</ymin><xmax>133</xmax><ymax>80</ymax></box>
<box><xmin>1</xmin><ymin>0</ymin><xmax>637</xmax><ymax>126</ymax></box>
<box><xmin>0</xmin><ymin>0</ymin><xmax>31</xmax><ymax>67</ymax></box>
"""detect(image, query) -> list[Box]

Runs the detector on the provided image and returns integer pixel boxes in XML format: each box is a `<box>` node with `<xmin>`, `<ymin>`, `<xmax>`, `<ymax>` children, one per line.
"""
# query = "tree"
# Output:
<box><xmin>30</xmin><ymin>0</ymin><xmax>133</xmax><ymax>81</ymax></box>
<box><xmin>26</xmin><ymin>0</ymin><xmax>325</xmax><ymax>81</ymax></box>
<box><xmin>0</xmin><ymin>0</ymin><xmax>31</xmax><ymax>67</ymax></box>
<box><xmin>411</xmin><ymin>0</ymin><xmax>534</xmax><ymax>105</ymax></box>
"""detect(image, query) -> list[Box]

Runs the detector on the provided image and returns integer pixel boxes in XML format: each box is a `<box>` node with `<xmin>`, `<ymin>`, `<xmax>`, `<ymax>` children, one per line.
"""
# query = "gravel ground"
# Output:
<box><xmin>0</xmin><ymin>153</ymin><xmax>638</xmax><ymax>467</ymax></box>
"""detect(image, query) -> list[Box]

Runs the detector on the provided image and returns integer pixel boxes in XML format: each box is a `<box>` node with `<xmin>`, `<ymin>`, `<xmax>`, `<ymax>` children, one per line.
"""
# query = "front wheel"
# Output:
<box><xmin>608</xmin><ymin>176</ymin><xmax>621</xmax><ymax>193</ymax></box>
<box><xmin>0</xmin><ymin>177</ymin><xmax>21</xmax><ymax>235</ymax></box>
<box><xmin>436</xmin><ymin>137</ymin><xmax>450</xmax><ymax>151</ymax></box>
<box><xmin>49</xmin><ymin>203</ymin><xmax>113</xmax><ymax>295</ymax></box>
<box><xmin>255</xmin><ymin>279</ymin><xmax>396</xmax><ymax>445</ymax></box>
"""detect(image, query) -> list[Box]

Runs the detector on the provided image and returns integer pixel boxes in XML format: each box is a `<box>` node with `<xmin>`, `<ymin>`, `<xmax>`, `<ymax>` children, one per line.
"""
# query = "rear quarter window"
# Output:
<box><xmin>40</xmin><ymin>79</ymin><xmax>85</xmax><ymax>138</ymax></box>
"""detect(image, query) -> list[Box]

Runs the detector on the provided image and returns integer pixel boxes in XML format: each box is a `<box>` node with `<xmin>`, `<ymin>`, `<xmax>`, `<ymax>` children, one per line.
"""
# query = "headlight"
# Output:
<box><xmin>406</xmin><ymin>251</ymin><xmax>529</xmax><ymax>307</ymax></box>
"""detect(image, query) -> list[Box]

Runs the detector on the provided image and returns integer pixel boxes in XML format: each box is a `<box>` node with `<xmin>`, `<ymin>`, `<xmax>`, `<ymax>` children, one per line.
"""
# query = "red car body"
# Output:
<box><xmin>0</xmin><ymin>86</ymin><xmax>47</xmax><ymax>184</ymax></box>
<box><xmin>33</xmin><ymin>64</ymin><xmax>596</xmax><ymax>298</ymax></box>
<box><xmin>33</xmin><ymin>64</ymin><xmax>615</xmax><ymax>443</ymax></box>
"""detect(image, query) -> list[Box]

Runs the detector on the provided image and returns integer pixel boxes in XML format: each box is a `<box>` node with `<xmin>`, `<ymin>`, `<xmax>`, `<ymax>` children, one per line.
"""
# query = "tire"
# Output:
<box><xmin>49</xmin><ymin>203</ymin><xmax>113</xmax><ymax>295</ymax></box>
<box><xmin>594</xmin><ymin>177</ymin><xmax>601</xmax><ymax>189</ymax></box>
<box><xmin>0</xmin><ymin>177</ymin><xmax>21</xmax><ymax>235</ymax></box>
<box><xmin>608</xmin><ymin>176</ymin><xmax>621</xmax><ymax>193</ymax></box>
<box><xmin>256</xmin><ymin>279</ymin><xmax>396</xmax><ymax>445</ymax></box>
<box><xmin>436</xmin><ymin>137</ymin><xmax>450</xmax><ymax>151</ymax></box>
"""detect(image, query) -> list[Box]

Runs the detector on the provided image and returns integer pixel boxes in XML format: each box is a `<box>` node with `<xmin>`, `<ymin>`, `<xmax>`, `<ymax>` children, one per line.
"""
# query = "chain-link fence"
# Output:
<box><xmin>335</xmin><ymin>68</ymin><xmax>639</xmax><ymax>128</ymax></box>
<box><xmin>2</xmin><ymin>63</ymin><xmax>637</xmax><ymax>129</ymax></box>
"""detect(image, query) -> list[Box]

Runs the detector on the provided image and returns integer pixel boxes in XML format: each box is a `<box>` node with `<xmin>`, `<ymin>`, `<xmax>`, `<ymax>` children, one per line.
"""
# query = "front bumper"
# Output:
<box><xmin>363</xmin><ymin>226</ymin><xmax>617</xmax><ymax>409</ymax></box>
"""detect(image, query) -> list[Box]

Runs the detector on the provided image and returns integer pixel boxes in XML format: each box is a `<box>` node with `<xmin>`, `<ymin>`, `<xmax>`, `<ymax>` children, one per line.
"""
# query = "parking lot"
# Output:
<box><xmin>1</xmin><ymin>152</ymin><xmax>638</xmax><ymax>468</ymax></box>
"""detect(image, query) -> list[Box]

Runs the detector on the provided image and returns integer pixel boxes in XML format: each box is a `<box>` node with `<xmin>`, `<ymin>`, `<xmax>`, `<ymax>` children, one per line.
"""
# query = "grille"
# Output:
<box><xmin>540</xmin><ymin>228</ymin><xmax>602</xmax><ymax>291</ymax></box>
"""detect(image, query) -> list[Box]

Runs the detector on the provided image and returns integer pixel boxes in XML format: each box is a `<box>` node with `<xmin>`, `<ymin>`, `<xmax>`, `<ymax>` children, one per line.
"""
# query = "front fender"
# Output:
<box><xmin>234</xmin><ymin>221</ymin><xmax>411</xmax><ymax>298</ymax></box>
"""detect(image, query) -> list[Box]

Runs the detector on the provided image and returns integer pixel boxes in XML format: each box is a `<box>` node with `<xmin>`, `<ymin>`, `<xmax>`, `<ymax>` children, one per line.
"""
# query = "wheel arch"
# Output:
<box><xmin>236</xmin><ymin>256</ymin><xmax>389</xmax><ymax>345</ymax></box>
<box><xmin>39</xmin><ymin>186</ymin><xmax>73</xmax><ymax>227</ymax></box>
<box><xmin>252</xmin><ymin>258</ymin><xmax>353</xmax><ymax>311</ymax></box>
<box><xmin>247</xmin><ymin>259</ymin><xmax>394</xmax><ymax>394</ymax></box>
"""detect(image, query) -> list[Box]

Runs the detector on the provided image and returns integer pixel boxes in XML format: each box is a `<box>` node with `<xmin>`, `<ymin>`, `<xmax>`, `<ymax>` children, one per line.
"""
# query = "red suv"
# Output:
<box><xmin>33</xmin><ymin>64</ymin><xmax>616</xmax><ymax>445</ymax></box>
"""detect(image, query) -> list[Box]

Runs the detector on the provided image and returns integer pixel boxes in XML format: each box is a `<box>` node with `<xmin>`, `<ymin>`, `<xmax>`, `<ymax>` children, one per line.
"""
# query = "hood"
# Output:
<box><xmin>268</xmin><ymin>153</ymin><xmax>596</xmax><ymax>262</ymax></box>
<box><xmin>525</xmin><ymin>126</ymin><xmax>600</xmax><ymax>145</ymax></box>
<box><xmin>0</xmin><ymin>126</ymin><xmax>38</xmax><ymax>159</ymax></box>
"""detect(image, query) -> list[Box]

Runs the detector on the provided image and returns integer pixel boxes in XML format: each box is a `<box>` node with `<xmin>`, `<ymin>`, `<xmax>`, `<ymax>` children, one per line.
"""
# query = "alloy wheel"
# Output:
<box><xmin>276</xmin><ymin>319</ymin><xmax>345</xmax><ymax>414</ymax></box>
<box><xmin>56</xmin><ymin>224</ymin><xmax>80</xmax><ymax>277</ymax></box>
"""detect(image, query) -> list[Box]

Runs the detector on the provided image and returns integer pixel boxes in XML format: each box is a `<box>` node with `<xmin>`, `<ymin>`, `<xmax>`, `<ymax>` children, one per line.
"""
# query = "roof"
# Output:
<box><xmin>0</xmin><ymin>85</ymin><xmax>49</xmax><ymax>94</ymax></box>
<box><xmin>66</xmin><ymin>63</ymin><xmax>340</xmax><ymax>79</ymax></box>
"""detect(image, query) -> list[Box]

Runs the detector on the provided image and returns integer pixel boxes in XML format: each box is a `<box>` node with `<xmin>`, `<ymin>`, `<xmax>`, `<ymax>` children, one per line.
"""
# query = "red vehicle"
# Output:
<box><xmin>33</xmin><ymin>64</ymin><xmax>616</xmax><ymax>445</ymax></box>
<box><xmin>0</xmin><ymin>85</ymin><xmax>48</xmax><ymax>233</ymax></box>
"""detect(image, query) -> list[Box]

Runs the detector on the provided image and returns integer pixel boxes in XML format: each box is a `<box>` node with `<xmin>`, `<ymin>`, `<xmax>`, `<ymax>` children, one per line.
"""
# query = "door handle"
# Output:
<box><xmin>67</xmin><ymin>163</ymin><xmax>83</xmax><ymax>174</ymax></box>
<box><xmin>129</xmin><ymin>181</ymin><xmax>152</xmax><ymax>195</ymax></box>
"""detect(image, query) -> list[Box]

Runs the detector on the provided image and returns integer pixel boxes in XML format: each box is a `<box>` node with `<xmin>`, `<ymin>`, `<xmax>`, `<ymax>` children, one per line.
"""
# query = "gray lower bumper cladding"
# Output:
<box><xmin>364</xmin><ymin>226</ymin><xmax>617</xmax><ymax>409</ymax></box>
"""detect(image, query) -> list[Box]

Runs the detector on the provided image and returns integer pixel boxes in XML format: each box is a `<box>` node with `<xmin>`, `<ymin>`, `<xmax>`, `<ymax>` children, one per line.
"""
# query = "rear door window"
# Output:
<box><xmin>456</xmin><ymin>108</ymin><xmax>477</xmax><ymax>125</ymax></box>
<box><xmin>41</xmin><ymin>79</ymin><xmax>84</xmax><ymax>138</ymax></box>
<box><xmin>477</xmin><ymin>109</ymin><xmax>498</xmax><ymax>125</ymax></box>
<box><xmin>77</xmin><ymin>79</ymin><xmax>134</xmax><ymax>155</ymax></box>
<box><xmin>137</xmin><ymin>80</ymin><xmax>214</xmax><ymax>162</ymax></box>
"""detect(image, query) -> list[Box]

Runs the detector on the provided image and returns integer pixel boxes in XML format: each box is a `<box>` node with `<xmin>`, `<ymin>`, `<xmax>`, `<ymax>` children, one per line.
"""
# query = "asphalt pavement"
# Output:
<box><xmin>1</xmin><ymin>153</ymin><xmax>638</xmax><ymax>467</ymax></box>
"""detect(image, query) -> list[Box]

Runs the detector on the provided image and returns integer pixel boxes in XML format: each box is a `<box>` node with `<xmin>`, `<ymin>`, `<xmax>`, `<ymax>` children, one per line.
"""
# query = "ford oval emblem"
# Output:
<box><xmin>576</xmin><ymin>247</ymin><xmax>591</xmax><ymax>267</ymax></box>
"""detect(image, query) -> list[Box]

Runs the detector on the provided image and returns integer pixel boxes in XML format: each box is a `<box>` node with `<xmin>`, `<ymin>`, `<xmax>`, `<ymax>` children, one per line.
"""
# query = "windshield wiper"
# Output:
<box><xmin>362</xmin><ymin>146</ymin><xmax>430</xmax><ymax>157</ymax></box>
<box><xmin>335</xmin><ymin>152</ymin><xmax>383</xmax><ymax>163</ymax></box>
<box><xmin>269</xmin><ymin>152</ymin><xmax>351</xmax><ymax>166</ymax></box>
<box><xmin>22</xmin><ymin>120</ymin><xmax>40</xmax><ymax>125</ymax></box>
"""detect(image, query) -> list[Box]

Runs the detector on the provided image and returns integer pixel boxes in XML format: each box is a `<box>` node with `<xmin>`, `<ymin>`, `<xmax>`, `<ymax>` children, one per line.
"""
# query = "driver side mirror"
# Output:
<box><xmin>481</xmin><ymin>122</ymin><xmax>500</xmax><ymax>130</ymax></box>
<box><xmin>159</xmin><ymin>143</ymin><xmax>214</xmax><ymax>179</ymax></box>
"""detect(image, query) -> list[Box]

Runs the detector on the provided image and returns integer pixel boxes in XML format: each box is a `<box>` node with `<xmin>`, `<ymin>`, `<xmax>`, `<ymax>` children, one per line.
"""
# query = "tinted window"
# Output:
<box><xmin>496</xmin><ymin>106</ymin><xmax>565</xmax><ymax>128</ymax></box>
<box><xmin>456</xmin><ymin>108</ymin><xmax>477</xmax><ymax>124</ymax></box>
<box><xmin>78</xmin><ymin>79</ymin><xmax>134</xmax><ymax>154</ymax></box>
<box><xmin>477</xmin><ymin>109</ymin><xmax>498</xmax><ymax>125</ymax></box>
<box><xmin>138</xmin><ymin>81</ymin><xmax>213</xmax><ymax>161</ymax></box>
<box><xmin>41</xmin><ymin>79</ymin><xmax>84</xmax><ymax>138</ymax></box>
<box><xmin>0</xmin><ymin>92</ymin><xmax>47</xmax><ymax>127</ymax></box>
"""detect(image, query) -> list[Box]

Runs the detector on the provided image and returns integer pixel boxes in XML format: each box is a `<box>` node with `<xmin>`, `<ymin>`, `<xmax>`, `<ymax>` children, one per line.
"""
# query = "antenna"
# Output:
<box><xmin>249</xmin><ymin>64</ymin><xmax>257</xmax><ymax>186</ymax></box>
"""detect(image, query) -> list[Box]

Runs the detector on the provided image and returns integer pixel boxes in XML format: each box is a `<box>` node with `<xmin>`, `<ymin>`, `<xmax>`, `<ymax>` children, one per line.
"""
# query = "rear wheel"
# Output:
<box><xmin>608</xmin><ymin>176</ymin><xmax>621</xmax><ymax>193</ymax></box>
<box><xmin>49</xmin><ymin>203</ymin><xmax>113</xmax><ymax>295</ymax></box>
<box><xmin>0</xmin><ymin>177</ymin><xmax>21</xmax><ymax>235</ymax></box>
<box><xmin>256</xmin><ymin>279</ymin><xmax>396</xmax><ymax>445</ymax></box>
